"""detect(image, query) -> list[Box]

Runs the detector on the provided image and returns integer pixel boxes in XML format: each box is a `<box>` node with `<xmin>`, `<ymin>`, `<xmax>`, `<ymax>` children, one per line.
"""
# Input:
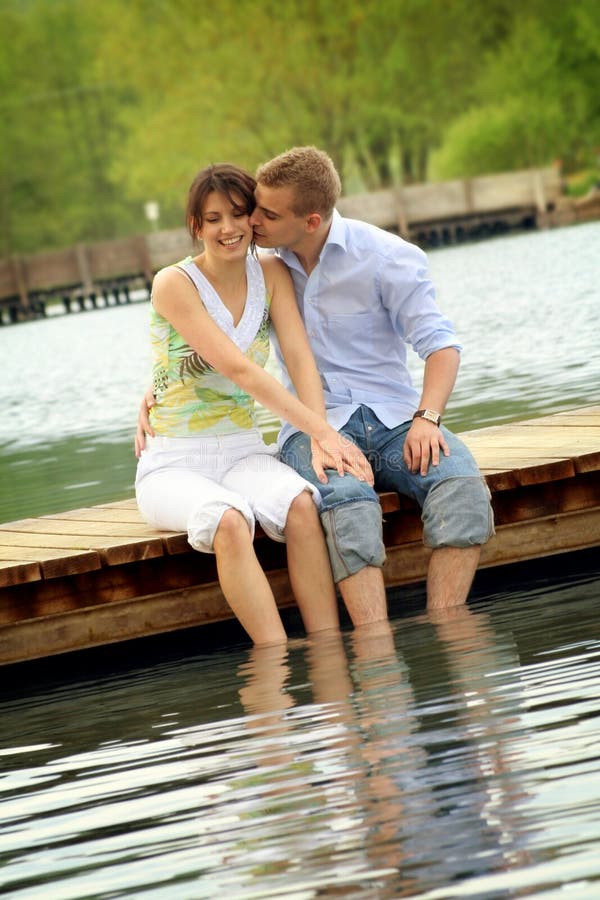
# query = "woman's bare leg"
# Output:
<box><xmin>213</xmin><ymin>509</ymin><xmax>287</xmax><ymax>645</ymax></box>
<box><xmin>284</xmin><ymin>491</ymin><xmax>341</xmax><ymax>633</ymax></box>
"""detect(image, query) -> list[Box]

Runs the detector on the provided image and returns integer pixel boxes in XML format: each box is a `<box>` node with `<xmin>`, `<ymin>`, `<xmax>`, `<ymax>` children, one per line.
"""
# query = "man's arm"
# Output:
<box><xmin>403</xmin><ymin>347</ymin><xmax>460</xmax><ymax>476</ymax></box>
<box><xmin>134</xmin><ymin>387</ymin><xmax>155</xmax><ymax>458</ymax></box>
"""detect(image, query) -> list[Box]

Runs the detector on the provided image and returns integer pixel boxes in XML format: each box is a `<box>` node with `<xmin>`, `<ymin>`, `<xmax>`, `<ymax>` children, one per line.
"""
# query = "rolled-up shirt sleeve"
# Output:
<box><xmin>378</xmin><ymin>243</ymin><xmax>462</xmax><ymax>360</ymax></box>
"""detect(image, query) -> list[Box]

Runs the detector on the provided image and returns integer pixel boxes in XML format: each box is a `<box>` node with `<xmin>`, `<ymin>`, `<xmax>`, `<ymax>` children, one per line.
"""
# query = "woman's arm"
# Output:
<box><xmin>150</xmin><ymin>265</ymin><xmax>372</xmax><ymax>483</ymax></box>
<box><xmin>264</xmin><ymin>256</ymin><xmax>373</xmax><ymax>484</ymax></box>
<box><xmin>262</xmin><ymin>256</ymin><xmax>326</xmax><ymax>417</ymax></box>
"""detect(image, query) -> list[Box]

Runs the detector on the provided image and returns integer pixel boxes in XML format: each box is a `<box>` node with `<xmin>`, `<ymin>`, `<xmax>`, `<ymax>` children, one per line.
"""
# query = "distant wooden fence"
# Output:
<box><xmin>337</xmin><ymin>165</ymin><xmax>562</xmax><ymax>238</ymax></box>
<box><xmin>0</xmin><ymin>166</ymin><xmax>570</xmax><ymax>324</ymax></box>
<box><xmin>0</xmin><ymin>228</ymin><xmax>197</xmax><ymax>323</ymax></box>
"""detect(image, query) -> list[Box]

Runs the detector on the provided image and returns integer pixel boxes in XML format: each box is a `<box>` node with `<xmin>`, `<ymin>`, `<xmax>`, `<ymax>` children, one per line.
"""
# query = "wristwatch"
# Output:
<box><xmin>413</xmin><ymin>408</ymin><xmax>442</xmax><ymax>426</ymax></box>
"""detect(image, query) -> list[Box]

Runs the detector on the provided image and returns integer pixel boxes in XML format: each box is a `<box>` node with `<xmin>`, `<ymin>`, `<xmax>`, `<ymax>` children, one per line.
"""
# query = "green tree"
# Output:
<box><xmin>0</xmin><ymin>0</ymin><xmax>139</xmax><ymax>254</ymax></box>
<box><xmin>4</xmin><ymin>0</ymin><xmax>598</xmax><ymax>255</ymax></box>
<box><xmin>430</xmin><ymin>8</ymin><xmax>600</xmax><ymax>178</ymax></box>
<box><xmin>98</xmin><ymin>0</ymin><xmax>495</xmax><ymax>210</ymax></box>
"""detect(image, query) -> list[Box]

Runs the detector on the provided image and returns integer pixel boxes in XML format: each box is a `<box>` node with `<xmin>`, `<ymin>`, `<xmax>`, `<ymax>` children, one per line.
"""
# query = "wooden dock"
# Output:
<box><xmin>1</xmin><ymin>406</ymin><xmax>599</xmax><ymax>666</ymax></box>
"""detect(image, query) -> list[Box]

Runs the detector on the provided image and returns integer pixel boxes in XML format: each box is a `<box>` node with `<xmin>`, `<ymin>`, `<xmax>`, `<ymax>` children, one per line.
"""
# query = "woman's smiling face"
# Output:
<box><xmin>198</xmin><ymin>190</ymin><xmax>253</xmax><ymax>259</ymax></box>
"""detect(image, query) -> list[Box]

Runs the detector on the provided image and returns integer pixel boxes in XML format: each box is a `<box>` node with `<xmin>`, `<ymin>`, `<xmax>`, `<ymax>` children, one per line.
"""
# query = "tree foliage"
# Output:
<box><xmin>1</xmin><ymin>0</ymin><xmax>598</xmax><ymax>254</ymax></box>
<box><xmin>430</xmin><ymin>8</ymin><xmax>600</xmax><ymax>178</ymax></box>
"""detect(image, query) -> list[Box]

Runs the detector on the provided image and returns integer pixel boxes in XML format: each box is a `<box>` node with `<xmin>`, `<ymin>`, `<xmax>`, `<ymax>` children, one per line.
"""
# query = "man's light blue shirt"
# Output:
<box><xmin>272</xmin><ymin>210</ymin><xmax>462</xmax><ymax>447</ymax></box>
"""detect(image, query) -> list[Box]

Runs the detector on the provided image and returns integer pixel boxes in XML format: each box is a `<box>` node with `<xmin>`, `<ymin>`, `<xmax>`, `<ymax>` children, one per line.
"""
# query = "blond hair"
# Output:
<box><xmin>255</xmin><ymin>146</ymin><xmax>341</xmax><ymax>219</ymax></box>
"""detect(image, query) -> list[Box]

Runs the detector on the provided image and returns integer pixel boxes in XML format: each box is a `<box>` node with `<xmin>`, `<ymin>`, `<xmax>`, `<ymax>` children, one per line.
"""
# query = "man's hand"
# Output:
<box><xmin>403</xmin><ymin>418</ymin><xmax>450</xmax><ymax>475</ymax></box>
<box><xmin>310</xmin><ymin>433</ymin><xmax>374</xmax><ymax>485</ymax></box>
<box><xmin>134</xmin><ymin>387</ymin><xmax>156</xmax><ymax>458</ymax></box>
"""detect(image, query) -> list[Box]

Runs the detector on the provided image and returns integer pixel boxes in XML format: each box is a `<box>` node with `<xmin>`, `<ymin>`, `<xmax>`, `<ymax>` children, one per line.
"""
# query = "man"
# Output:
<box><xmin>248</xmin><ymin>147</ymin><xmax>494</xmax><ymax>623</ymax></box>
<box><xmin>138</xmin><ymin>146</ymin><xmax>494</xmax><ymax>626</ymax></box>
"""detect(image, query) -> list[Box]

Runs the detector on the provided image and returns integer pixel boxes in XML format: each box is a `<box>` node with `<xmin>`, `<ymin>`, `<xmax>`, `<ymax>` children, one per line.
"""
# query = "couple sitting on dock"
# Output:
<box><xmin>134</xmin><ymin>146</ymin><xmax>494</xmax><ymax>644</ymax></box>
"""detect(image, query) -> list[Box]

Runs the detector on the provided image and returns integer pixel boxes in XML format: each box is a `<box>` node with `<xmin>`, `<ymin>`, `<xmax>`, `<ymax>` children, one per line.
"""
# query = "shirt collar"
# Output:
<box><xmin>325</xmin><ymin>209</ymin><xmax>347</xmax><ymax>252</ymax></box>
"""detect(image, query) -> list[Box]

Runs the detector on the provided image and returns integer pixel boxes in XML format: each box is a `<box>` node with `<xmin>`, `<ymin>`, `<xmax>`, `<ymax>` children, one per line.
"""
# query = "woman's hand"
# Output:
<box><xmin>134</xmin><ymin>387</ymin><xmax>156</xmax><ymax>458</ymax></box>
<box><xmin>310</xmin><ymin>430</ymin><xmax>374</xmax><ymax>485</ymax></box>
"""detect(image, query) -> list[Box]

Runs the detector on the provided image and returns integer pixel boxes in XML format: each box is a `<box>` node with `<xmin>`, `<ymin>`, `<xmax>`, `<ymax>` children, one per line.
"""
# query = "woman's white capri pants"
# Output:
<box><xmin>135</xmin><ymin>430</ymin><xmax>321</xmax><ymax>553</ymax></box>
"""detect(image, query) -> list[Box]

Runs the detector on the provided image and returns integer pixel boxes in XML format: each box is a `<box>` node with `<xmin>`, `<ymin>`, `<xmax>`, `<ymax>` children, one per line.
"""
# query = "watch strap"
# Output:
<box><xmin>413</xmin><ymin>408</ymin><xmax>442</xmax><ymax>426</ymax></box>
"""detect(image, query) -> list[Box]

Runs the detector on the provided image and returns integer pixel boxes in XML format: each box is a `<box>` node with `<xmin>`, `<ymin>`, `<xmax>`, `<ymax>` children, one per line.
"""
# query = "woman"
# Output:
<box><xmin>135</xmin><ymin>164</ymin><xmax>372</xmax><ymax>645</ymax></box>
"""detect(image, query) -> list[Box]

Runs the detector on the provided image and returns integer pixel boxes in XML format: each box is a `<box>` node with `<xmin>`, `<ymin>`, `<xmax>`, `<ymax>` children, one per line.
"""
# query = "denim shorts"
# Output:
<box><xmin>281</xmin><ymin>406</ymin><xmax>494</xmax><ymax>581</ymax></box>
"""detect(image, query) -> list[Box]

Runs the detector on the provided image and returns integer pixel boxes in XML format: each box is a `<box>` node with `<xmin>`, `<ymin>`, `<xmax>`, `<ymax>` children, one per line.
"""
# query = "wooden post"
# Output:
<box><xmin>74</xmin><ymin>244</ymin><xmax>94</xmax><ymax>296</ymax></box>
<box><xmin>463</xmin><ymin>178</ymin><xmax>474</xmax><ymax>214</ymax></box>
<box><xmin>532</xmin><ymin>168</ymin><xmax>547</xmax><ymax>214</ymax></box>
<box><xmin>394</xmin><ymin>188</ymin><xmax>409</xmax><ymax>238</ymax></box>
<box><xmin>10</xmin><ymin>256</ymin><xmax>29</xmax><ymax>310</ymax></box>
<box><xmin>134</xmin><ymin>234</ymin><xmax>155</xmax><ymax>285</ymax></box>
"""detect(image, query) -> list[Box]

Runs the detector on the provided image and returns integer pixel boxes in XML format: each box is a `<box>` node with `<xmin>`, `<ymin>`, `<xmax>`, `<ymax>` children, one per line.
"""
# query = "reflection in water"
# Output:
<box><xmin>418</xmin><ymin>607</ymin><xmax>535</xmax><ymax>895</ymax></box>
<box><xmin>1</xmin><ymin>572</ymin><xmax>599</xmax><ymax>898</ymax></box>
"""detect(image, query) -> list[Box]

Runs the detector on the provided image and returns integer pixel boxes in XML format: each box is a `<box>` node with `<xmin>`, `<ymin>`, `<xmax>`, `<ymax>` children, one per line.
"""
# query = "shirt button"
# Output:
<box><xmin>367</xmin><ymin>425</ymin><xmax>373</xmax><ymax>431</ymax></box>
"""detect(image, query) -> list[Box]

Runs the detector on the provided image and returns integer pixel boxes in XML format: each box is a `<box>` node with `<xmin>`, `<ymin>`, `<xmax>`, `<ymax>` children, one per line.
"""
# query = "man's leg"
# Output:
<box><xmin>373</xmin><ymin>416</ymin><xmax>494</xmax><ymax>610</ymax></box>
<box><xmin>280</xmin><ymin>429</ymin><xmax>388</xmax><ymax>626</ymax></box>
<box><xmin>427</xmin><ymin>545</ymin><xmax>481</xmax><ymax>609</ymax></box>
<box><xmin>420</xmin><ymin>471</ymin><xmax>493</xmax><ymax>608</ymax></box>
<box><xmin>337</xmin><ymin>565</ymin><xmax>387</xmax><ymax>626</ymax></box>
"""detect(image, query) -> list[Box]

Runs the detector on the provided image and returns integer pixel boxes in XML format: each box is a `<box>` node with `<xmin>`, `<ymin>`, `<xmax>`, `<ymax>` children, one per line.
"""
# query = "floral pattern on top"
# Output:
<box><xmin>148</xmin><ymin>255</ymin><xmax>271</xmax><ymax>436</ymax></box>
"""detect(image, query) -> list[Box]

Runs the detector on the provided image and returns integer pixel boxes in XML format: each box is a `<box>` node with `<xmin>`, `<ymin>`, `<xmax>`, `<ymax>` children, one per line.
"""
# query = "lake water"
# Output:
<box><xmin>1</xmin><ymin>222</ymin><xmax>599</xmax><ymax>898</ymax></box>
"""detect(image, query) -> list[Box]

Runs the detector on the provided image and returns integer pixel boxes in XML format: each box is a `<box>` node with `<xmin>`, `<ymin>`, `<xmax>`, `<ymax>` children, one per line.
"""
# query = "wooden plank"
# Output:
<box><xmin>23</xmin><ymin>247</ymin><xmax>80</xmax><ymax>292</ymax></box>
<box><xmin>0</xmin><ymin>552</ymin><xmax>221</xmax><ymax>624</ymax></box>
<box><xmin>464</xmin><ymin>432</ymin><xmax>600</xmax><ymax>449</ymax></box>
<box><xmin>0</xmin><ymin>569</ymin><xmax>295</xmax><ymax>665</ymax></box>
<box><xmin>0</xmin><ymin>545</ymin><xmax>98</xmax><ymax>562</ymax></box>
<box><xmin>163</xmin><ymin>533</ymin><xmax>193</xmax><ymax>555</ymax></box>
<box><xmin>463</xmin><ymin>429</ymin><xmax>600</xmax><ymax>452</ymax></box>
<box><xmin>0</xmin><ymin>532</ymin><xmax>166</xmax><ymax>567</ymax></box>
<box><xmin>379</xmin><ymin>492</ymin><xmax>403</xmax><ymax>514</ymax></box>
<box><xmin>491</xmin><ymin>473</ymin><xmax>600</xmax><ymax>525</ymax></box>
<box><xmin>0</xmin><ymin>559</ymin><xmax>41</xmax><ymax>587</ymax></box>
<box><xmin>475</xmin><ymin>458</ymin><xmax>576</xmax><ymax>484</ymax></box>
<box><xmin>383</xmin><ymin>510</ymin><xmax>424</xmax><ymax>545</ymax></box>
<box><xmin>574</xmin><ymin>451</ymin><xmax>600</xmax><ymax>474</ymax></box>
<box><xmin>0</xmin><ymin>518</ymin><xmax>172</xmax><ymax>538</ymax></box>
<box><xmin>515</xmin><ymin>460</ymin><xmax>577</xmax><ymax>485</ymax></box>
<box><xmin>481</xmin><ymin>470</ymin><xmax>521</xmax><ymax>492</ymax></box>
<box><xmin>335</xmin><ymin>167</ymin><xmax>561</xmax><ymax>228</ymax></box>
<box><xmin>0</xmin><ymin>545</ymin><xmax>101</xmax><ymax>579</ymax></box>
<box><xmin>479</xmin><ymin>506</ymin><xmax>600</xmax><ymax>567</ymax></box>
<box><xmin>43</xmin><ymin>507</ymin><xmax>149</xmax><ymax>524</ymax></box>
<box><xmin>383</xmin><ymin>506</ymin><xmax>600</xmax><ymax>587</ymax></box>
